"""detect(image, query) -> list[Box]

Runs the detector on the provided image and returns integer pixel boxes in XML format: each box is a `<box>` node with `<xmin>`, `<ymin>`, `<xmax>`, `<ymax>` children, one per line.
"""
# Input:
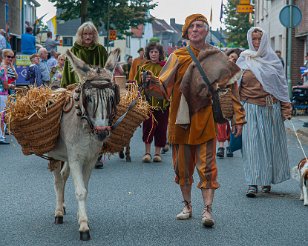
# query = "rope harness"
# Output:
<box><xmin>63</xmin><ymin>79</ymin><xmax>137</xmax><ymax>133</ymax></box>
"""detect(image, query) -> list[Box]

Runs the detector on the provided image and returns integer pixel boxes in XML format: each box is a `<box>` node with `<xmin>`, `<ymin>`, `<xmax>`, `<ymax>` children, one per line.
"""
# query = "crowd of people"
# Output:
<box><xmin>0</xmin><ymin>12</ymin><xmax>300</xmax><ymax>228</ymax></box>
<box><xmin>0</xmin><ymin>27</ymin><xmax>64</xmax><ymax>144</ymax></box>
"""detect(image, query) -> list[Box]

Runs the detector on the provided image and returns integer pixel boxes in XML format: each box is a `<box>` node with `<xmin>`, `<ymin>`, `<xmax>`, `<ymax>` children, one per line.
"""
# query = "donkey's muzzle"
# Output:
<box><xmin>94</xmin><ymin>126</ymin><xmax>111</xmax><ymax>141</ymax></box>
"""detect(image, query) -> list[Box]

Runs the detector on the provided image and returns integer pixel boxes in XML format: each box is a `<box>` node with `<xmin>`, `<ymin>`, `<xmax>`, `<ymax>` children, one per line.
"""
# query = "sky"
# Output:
<box><xmin>36</xmin><ymin>0</ymin><xmax>225</xmax><ymax>30</ymax></box>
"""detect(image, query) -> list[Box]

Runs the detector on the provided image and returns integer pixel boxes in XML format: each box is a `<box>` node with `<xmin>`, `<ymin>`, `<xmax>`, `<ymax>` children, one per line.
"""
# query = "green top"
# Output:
<box><xmin>135</xmin><ymin>61</ymin><xmax>169</xmax><ymax>110</ymax></box>
<box><xmin>61</xmin><ymin>42</ymin><xmax>108</xmax><ymax>87</ymax></box>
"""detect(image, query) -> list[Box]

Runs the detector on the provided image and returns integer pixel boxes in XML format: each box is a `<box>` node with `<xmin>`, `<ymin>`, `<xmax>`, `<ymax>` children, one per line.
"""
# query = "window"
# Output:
<box><xmin>271</xmin><ymin>37</ymin><xmax>275</xmax><ymax>50</ymax></box>
<box><xmin>279</xmin><ymin>35</ymin><xmax>282</xmax><ymax>51</ymax></box>
<box><xmin>256</xmin><ymin>0</ymin><xmax>260</xmax><ymax>23</ymax></box>
<box><xmin>62</xmin><ymin>37</ymin><xmax>73</xmax><ymax>46</ymax></box>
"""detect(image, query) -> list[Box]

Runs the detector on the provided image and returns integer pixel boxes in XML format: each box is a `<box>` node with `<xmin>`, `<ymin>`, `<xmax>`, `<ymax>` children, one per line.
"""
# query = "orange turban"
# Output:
<box><xmin>182</xmin><ymin>14</ymin><xmax>208</xmax><ymax>39</ymax></box>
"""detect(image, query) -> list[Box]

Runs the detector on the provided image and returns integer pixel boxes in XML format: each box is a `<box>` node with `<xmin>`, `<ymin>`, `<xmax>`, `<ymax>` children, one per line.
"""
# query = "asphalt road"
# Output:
<box><xmin>1</xmin><ymin>126</ymin><xmax>308</xmax><ymax>246</ymax></box>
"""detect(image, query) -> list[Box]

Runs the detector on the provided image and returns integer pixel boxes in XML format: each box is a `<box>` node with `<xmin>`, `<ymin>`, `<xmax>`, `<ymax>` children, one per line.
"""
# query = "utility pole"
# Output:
<box><xmin>106</xmin><ymin>0</ymin><xmax>110</xmax><ymax>52</ymax></box>
<box><xmin>21</xmin><ymin>0</ymin><xmax>24</xmax><ymax>34</ymax></box>
<box><xmin>287</xmin><ymin>0</ymin><xmax>293</xmax><ymax>98</ymax></box>
<box><xmin>80</xmin><ymin>0</ymin><xmax>88</xmax><ymax>24</ymax></box>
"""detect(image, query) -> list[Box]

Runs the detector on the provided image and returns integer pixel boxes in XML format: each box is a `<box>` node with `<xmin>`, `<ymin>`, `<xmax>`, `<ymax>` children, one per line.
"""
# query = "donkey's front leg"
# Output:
<box><xmin>51</xmin><ymin>160</ymin><xmax>68</xmax><ymax>224</ymax></box>
<box><xmin>69</xmin><ymin>159</ymin><xmax>91</xmax><ymax>241</ymax></box>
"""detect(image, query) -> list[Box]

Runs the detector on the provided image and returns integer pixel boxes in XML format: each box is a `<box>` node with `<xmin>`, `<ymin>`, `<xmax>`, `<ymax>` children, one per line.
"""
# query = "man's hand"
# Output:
<box><xmin>232</xmin><ymin>124</ymin><xmax>243</xmax><ymax>137</ymax></box>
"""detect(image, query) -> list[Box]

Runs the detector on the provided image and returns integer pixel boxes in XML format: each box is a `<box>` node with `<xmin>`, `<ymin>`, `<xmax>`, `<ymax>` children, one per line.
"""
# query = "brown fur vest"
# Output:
<box><xmin>180</xmin><ymin>44</ymin><xmax>240</xmax><ymax>115</ymax></box>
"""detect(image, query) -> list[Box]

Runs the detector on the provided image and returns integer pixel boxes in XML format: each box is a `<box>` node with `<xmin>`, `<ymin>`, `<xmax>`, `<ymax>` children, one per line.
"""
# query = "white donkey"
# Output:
<box><xmin>48</xmin><ymin>48</ymin><xmax>121</xmax><ymax>241</ymax></box>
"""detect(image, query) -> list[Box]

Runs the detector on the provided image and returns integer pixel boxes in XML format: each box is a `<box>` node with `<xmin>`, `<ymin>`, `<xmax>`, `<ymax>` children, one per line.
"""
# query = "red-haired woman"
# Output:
<box><xmin>135</xmin><ymin>42</ymin><xmax>169</xmax><ymax>163</ymax></box>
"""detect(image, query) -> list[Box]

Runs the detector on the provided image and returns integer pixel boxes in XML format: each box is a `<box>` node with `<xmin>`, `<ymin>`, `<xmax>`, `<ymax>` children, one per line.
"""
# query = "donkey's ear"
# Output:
<box><xmin>104</xmin><ymin>48</ymin><xmax>121</xmax><ymax>72</ymax></box>
<box><xmin>66</xmin><ymin>49</ymin><xmax>92</xmax><ymax>81</ymax></box>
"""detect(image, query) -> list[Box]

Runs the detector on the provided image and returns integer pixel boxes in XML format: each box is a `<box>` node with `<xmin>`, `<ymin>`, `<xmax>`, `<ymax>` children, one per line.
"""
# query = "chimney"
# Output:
<box><xmin>170</xmin><ymin>18</ymin><xmax>175</xmax><ymax>27</ymax></box>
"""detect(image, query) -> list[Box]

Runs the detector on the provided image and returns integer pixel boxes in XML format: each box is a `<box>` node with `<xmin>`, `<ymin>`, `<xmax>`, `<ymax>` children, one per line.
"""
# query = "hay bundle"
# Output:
<box><xmin>5</xmin><ymin>87</ymin><xmax>67</xmax><ymax>155</ymax></box>
<box><xmin>102</xmin><ymin>83</ymin><xmax>151</xmax><ymax>153</ymax></box>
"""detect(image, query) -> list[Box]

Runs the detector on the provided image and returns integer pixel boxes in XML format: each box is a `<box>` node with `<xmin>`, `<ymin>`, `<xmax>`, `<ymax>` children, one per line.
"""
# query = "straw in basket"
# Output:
<box><xmin>5</xmin><ymin>88</ymin><xmax>67</xmax><ymax>156</ymax></box>
<box><xmin>102</xmin><ymin>83</ymin><xmax>150</xmax><ymax>154</ymax></box>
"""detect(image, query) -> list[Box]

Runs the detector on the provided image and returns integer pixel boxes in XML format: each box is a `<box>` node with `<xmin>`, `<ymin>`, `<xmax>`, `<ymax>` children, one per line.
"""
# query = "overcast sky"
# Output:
<box><xmin>36</xmin><ymin>0</ymin><xmax>224</xmax><ymax>30</ymax></box>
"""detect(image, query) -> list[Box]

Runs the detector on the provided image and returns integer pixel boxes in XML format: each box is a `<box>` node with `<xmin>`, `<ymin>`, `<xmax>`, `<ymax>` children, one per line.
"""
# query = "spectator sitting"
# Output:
<box><xmin>45</xmin><ymin>31</ymin><xmax>60</xmax><ymax>53</ymax></box>
<box><xmin>21</xmin><ymin>27</ymin><xmax>36</xmax><ymax>55</ymax></box>
<box><xmin>0</xmin><ymin>29</ymin><xmax>6</xmax><ymax>50</ymax></box>
<box><xmin>50</xmin><ymin>54</ymin><xmax>65</xmax><ymax>90</ymax></box>
<box><xmin>37</xmin><ymin>48</ymin><xmax>50</xmax><ymax>85</ymax></box>
<box><xmin>26</xmin><ymin>54</ymin><xmax>42</xmax><ymax>86</ymax></box>
<box><xmin>47</xmin><ymin>50</ymin><xmax>59</xmax><ymax>70</ymax></box>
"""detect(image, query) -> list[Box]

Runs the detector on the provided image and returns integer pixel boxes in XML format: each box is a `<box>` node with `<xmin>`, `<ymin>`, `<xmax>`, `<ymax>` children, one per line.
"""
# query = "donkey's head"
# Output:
<box><xmin>66</xmin><ymin>48</ymin><xmax>121</xmax><ymax>141</ymax></box>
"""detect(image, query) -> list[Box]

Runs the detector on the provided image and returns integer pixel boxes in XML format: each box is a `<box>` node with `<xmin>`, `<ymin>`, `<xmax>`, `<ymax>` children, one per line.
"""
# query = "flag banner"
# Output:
<box><xmin>47</xmin><ymin>16</ymin><xmax>57</xmax><ymax>35</ymax></box>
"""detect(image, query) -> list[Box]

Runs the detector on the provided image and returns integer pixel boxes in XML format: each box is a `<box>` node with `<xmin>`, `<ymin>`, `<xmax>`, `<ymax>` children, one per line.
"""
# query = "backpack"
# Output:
<box><xmin>26</xmin><ymin>65</ymin><xmax>36</xmax><ymax>85</ymax></box>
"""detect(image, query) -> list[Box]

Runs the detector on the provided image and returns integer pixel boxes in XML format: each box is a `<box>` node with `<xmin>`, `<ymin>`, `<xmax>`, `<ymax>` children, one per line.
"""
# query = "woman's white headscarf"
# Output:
<box><xmin>236</xmin><ymin>27</ymin><xmax>290</xmax><ymax>102</ymax></box>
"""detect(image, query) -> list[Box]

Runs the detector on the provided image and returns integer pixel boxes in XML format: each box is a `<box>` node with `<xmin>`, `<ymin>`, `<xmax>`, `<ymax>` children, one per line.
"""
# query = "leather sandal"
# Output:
<box><xmin>261</xmin><ymin>185</ymin><xmax>271</xmax><ymax>193</ymax></box>
<box><xmin>216</xmin><ymin>147</ymin><xmax>224</xmax><ymax>158</ymax></box>
<box><xmin>153</xmin><ymin>154</ymin><xmax>162</xmax><ymax>162</ymax></box>
<box><xmin>201</xmin><ymin>204</ymin><xmax>214</xmax><ymax>227</ymax></box>
<box><xmin>176</xmin><ymin>200</ymin><xmax>192</xmax><ymax>220</ymax></box>
<box><xmin>246</xmin><ymin>185</ymin><xmax>258</xmax><ymax>198</ymax></box>
<box><xmin>142</xmin><ymin>153</ymin><xmax>152</xmax><ymax>163</ymax></box>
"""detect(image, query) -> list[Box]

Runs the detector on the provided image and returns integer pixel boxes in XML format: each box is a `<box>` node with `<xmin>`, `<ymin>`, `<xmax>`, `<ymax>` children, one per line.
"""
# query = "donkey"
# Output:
<box><xmin>48</xmin><ymin>48</ymin><xmax>121</xmax><ymax>241</ymax></box>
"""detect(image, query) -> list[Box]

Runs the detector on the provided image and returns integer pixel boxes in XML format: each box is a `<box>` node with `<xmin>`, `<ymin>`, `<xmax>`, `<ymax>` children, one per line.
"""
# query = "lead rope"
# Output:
<box><xmin>290</xmin><ymin>119</ymin><xmax>307</xmax><ymax>159</ymax></box>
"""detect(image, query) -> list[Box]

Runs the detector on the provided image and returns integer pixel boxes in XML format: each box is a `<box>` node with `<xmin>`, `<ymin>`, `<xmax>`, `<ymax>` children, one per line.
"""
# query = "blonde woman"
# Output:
<box><xmin>1</xmin><ymin>49</ymin><xmax>17</xmax><ymax>94</ymax></box>
<box><xmin>50</xmin><ymin>54</ymin><xmax>65</xmax><ymax>89</ymax></box>
<box><xmin>0</xmin><ymin>49</ymin><xmax>15</xmax><ymax>144</ymax></box>
<box><xmin>61</xmin><ymin>21</ymin><xmax>108</xmax><ymax>87</ymax></box>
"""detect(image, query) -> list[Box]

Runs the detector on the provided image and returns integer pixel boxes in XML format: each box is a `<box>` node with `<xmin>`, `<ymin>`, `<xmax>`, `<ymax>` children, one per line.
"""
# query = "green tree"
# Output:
<box><xmin>48</xmin><ymin>0</ymin><xmax>156</xmax><ymax>36</ymax></box>
<box><xmin>224</xmin><ymin>0</ymin><xmax>253</xmax><ymax>48</ymax></box>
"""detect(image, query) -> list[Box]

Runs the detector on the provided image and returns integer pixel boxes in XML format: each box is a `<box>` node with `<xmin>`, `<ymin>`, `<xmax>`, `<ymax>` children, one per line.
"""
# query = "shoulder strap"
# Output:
<box><xmin>186</xmin><ymin>46</ymin><xmax>212</xmax><ymax>90</ymax></box>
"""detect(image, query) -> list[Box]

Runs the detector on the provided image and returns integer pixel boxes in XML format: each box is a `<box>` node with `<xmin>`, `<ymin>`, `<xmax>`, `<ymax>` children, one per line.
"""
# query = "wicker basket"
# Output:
<box><xmin>114</xmin><ymin>76</ymin><xmax>127</xmax><ymax>90</ymax></box>
<box><xmin>9</xmin><ymin>95</ymin><xmax>66</xmax><ymax>156</ymax></box>
<box><xmin>102</xmin><ymin>102</ymin><xmax>150</xmax><ymax>154</ymax></box>
<box><xmin>218</xmin><ymin>88</ymin><xmax>234</xmax><ymax>120</ymax></box>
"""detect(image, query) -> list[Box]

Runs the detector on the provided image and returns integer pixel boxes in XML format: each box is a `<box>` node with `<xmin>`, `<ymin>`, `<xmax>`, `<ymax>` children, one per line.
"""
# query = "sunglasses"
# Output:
<box><xmin>6</xmin><ymin>56</ymin><xmax>14</xmax><ymax>59</ymax></box>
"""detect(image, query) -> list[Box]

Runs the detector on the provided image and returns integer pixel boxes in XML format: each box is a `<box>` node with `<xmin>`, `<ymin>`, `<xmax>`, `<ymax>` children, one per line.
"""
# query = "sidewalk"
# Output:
<box><xmin>285</xmin><ymin>115</ymin><xmax>308</xmax><ymax>141</ymax></box>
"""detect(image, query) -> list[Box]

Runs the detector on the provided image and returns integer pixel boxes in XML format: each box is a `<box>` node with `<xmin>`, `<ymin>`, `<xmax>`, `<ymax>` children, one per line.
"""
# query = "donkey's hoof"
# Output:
<box><xmin>80</xmin><ymin>230</ymin><xmax>91</xmax><ymax>241</ymax></box>
<box><xmin>54</xmin><ymin>216</ymin><xmax>63</xmax><ymax>224</ymax></box>
<box><xmin>126</xmin><ymin>156</ymin><xmax>131</xmax><ymax>162</ymax></box>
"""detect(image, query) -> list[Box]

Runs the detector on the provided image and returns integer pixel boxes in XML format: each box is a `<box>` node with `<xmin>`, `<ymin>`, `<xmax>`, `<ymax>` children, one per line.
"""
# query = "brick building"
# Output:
<box><xmin>254</xmin><ymin>0</ymin><xmax>308</xmax><ymax>88</ymax></box>
<box><xmin>293</xmin><ymin>0</ymin><xmax>308</xmax><ymax>84</ymax></box>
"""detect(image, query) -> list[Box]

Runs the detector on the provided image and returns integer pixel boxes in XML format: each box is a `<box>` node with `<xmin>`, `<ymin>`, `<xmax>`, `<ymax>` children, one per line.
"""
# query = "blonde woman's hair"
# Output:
<box><xmin>75</xmin><ymin>21</ymin><xmax>99</xmax><ymax>46</ymax></box>
<box><xmin>58</xmin><ymin>54</ymin><xmax>66</xmax><ymax>60</ymax></box>
<box><xmin>2</xmin><ymin>49</ymin><xmax>14</xmax><ymax>59</ymax></box>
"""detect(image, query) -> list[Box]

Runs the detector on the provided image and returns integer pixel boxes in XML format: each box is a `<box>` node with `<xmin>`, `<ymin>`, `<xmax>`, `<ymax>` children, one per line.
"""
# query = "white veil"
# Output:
<box><xmin>236</xmin><ymin>27</ymin><xmax>290</xmax><ymax>102</ymax></box>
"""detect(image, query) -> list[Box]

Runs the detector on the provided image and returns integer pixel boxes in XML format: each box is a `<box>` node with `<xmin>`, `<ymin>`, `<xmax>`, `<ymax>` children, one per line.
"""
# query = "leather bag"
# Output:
<box><xmin>186</xmin><ymin>46</ymin><xmax>233</xmax><ymax>124</ymax></box>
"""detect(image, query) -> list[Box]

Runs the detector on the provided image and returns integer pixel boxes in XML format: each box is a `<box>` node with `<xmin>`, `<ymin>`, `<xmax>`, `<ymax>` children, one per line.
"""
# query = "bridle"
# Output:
<box><xmin>75</xmin><ymin>79</ymin><xmax>120</xmax><ymax>133</ymax></box>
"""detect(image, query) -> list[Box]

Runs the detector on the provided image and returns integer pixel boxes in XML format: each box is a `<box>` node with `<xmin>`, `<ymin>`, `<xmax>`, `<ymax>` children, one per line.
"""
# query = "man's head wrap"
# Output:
<box><xmin>182</xmin><ymin>14</ymin><xmax>208</xmax><ymax>39</ymax></box>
